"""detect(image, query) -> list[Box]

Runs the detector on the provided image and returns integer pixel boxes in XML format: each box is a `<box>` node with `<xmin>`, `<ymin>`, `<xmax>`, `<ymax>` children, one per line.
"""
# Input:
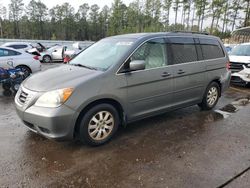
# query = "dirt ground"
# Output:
<box><xmin>0</xmin><ymin>64</ymin><xmax>250</xmax><ymax>188</ymax></box>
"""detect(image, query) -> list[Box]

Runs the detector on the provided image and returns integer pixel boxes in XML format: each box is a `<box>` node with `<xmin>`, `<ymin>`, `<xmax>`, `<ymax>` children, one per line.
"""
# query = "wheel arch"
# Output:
<box><xmin>209</xmin><ymin>78</ymin><xmax>222</xmax><ymax>97</ymax></box>
<box><xmin>74</xmin><ymin>98</ymin><xmax>126</xmax><ymax>139</ymax></box>
<box><xmin>42</xmin><ymin>54</ymin><xmax>52</xmax><ymax>62</ymax></box>
<box><xmin>16</xmin><ymin>64</ymin><xmax>32</xmax><ymax>73</ymax></box>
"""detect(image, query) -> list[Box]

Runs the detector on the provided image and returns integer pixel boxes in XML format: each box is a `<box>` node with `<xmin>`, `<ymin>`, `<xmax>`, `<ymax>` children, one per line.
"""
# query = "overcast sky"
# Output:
<box><xmin>0</xmin><ymin>0</ymin><xmax>237</xmax><ymax>30</ymax></box>
<box><xmin>0</xmin><ymin>0</ymin><xmax>178</xmax><ymax>23</ymax></box>
<box><xmin>0</xmin><ymin>0</ymin><xmax>134</xmax><ymax>9</ymax></box>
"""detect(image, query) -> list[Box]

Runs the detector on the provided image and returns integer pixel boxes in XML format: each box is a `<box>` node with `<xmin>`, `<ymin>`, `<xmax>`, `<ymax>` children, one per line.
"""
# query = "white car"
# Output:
<box><xmin>0</xmin><ymin>47</ymin><xmax>41</xmax><ymax>76</ymax></box>
<box><xmin>40</xmin><ymin>45</ymin><xmax>66</xmax><ymax>63</ymax></box>
<box><xmin>229</xmin><ymin>43</ymin><xmax>250</xmax><ymax>85</ymax></box>
<box><xmin>229</xmin><ymin>43</ymin><xmax>250</xmax><ymax>72</ymax></box>
<box><xmin>1</xmin><ymin>42</ymin><xmax>34</xmax><ymax>51</ymax></box>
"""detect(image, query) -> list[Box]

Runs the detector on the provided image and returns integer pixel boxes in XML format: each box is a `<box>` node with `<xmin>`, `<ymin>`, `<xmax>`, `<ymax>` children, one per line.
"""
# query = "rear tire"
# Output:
<box><xmin>198</xmin><ymin>82</ymin><xmax>220</xmax><ymax>111</ymax></box>
<box><xmin>16</xmin><ymin>65</ymin><xmax>31</xmax><ymax>78</ymax></box>
<box><xmin>78</xmin><ymin>104</ymin><xmax>120</xmax><ymax>146</ymax></box>
<box><xmin>43</xmin><ymin>55</ymin><xmax>52</xmax><ymax>63</ymax></box>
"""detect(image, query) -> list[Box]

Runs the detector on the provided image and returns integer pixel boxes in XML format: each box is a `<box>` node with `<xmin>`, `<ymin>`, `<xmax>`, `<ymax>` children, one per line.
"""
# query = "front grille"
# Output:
<box><xmin>19</xmin><ymin>90</ymin><xmax>29</xmax><ymax>104</ymax></box>
<box><xmin>230</xmin><ymin>62</ymin><xmax>247</xmax><ymax>72</ymax></box>
<box><xmin>23</xmin><ymin>121</ymin><xmax>35</xmax><ymax>130</ymax></box>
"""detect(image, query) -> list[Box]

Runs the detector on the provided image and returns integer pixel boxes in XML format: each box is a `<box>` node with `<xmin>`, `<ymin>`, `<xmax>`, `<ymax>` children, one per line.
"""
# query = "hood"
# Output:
<box><xmin>229</xmin><ymin>55</ymin><xmax>250</xmax><ymax>64</ymax></box>
<box><xmin>23</xmin><ymin>65</ymin><xmax>102</xmax><ymax>92</ymax></box>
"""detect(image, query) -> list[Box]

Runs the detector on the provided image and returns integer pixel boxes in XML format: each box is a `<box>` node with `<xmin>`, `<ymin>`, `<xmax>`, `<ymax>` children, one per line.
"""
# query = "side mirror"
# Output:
<box><xmin>129</xmin><ymin>60</ymin><xmax>146</xmax><ymax>71</ymax></box>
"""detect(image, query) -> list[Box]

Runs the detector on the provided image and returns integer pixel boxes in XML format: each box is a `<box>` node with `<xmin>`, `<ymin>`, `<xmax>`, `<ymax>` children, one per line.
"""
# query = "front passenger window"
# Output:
<box><xmin>131</xmin><ymin>38</ymin><xmax>167</xmax><ymax>70</ymax></box>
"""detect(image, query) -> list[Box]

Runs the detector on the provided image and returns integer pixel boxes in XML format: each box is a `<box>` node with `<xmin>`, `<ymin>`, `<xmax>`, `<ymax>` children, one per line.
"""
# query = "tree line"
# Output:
<box><xmin>0</xmin><ymin>0</ymin><xmax>249</xmax><ymax>41</ymax></box>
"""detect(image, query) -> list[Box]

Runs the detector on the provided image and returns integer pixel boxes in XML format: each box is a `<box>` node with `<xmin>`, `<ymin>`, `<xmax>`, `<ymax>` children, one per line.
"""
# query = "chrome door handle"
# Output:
<box><xmin>162</xmin><ymin>72</ymin><xmax>171</xmax><ymax>77</ymax></box>
<box><xmin>178</xmin><ymin>70</ymin><xmax>185</xmax><ymax>75</ymax></box>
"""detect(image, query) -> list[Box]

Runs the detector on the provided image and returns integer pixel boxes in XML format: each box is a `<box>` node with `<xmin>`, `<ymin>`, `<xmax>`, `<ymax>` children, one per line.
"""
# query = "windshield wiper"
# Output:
<box><xmin>71</xmin><ymin>64</ymin><xmax>98</xmax><ymax>70</ymax></box>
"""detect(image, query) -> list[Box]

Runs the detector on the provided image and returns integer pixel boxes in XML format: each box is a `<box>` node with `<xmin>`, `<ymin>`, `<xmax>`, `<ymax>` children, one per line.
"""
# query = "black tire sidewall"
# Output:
<box><xmin>2</xmin><ymin>83</ymin><xmax>11</xmax><ymax>90</ymax></box>
<box><xmin>43</xmin><ymin>55</ymin><xmax>51</xmax><ymax>63</ymax></box>
<box><xmin>200</xmin><ymin>82</ymin><xmax>220</xmax><ymax>110</ymax></box>
<box><xmin>16</xmin><ymin>66</ymin><xmax>31</xmax><ymax>78</ymax></box>
<box><xmin>79</xmin><ymin>104</ymin><xmax>120</xmax><ymax>146</ymax></box>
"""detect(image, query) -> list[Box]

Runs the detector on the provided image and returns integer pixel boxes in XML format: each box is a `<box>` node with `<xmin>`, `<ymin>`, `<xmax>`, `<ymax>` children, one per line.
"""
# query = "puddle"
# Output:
<box><xmin>214</xmin><ymin>110</ymin><xmax>231</xmax><ymax>119</ymax></box>
<box><xmin>204</xmin><ymin>111</ymin><xmax>224</xmax><ymax>123</ymax></box>
<box><xmin>214</xmin><ymin>97</ymin><xmax>250</xmax><ymax>119</ymax></box>
<box><xmin>220</xmin><ymin>104</ymin><xmax>239</xmax><ymax>113</ymax></box>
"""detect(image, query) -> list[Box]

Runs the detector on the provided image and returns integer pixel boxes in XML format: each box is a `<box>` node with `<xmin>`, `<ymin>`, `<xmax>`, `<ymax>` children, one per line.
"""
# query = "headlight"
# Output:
<box><xmin>35</xmin><ymin>88</ymin><xmax>73</xmax><ymax>108</ymax></box>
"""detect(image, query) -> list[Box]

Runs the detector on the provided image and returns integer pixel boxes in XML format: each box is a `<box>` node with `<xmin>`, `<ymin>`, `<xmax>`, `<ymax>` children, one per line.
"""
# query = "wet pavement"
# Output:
<box><xmin>0</xmin><ymin>64</ymin><xmax>250</xmax><ymax>187</ymax></box>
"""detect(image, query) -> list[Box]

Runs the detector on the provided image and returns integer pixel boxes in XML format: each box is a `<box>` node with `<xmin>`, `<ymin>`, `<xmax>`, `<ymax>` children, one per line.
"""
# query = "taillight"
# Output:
<box><xmin>33</xmin><ymin>55</ymin><xmax>39</xmax><ymax>60</ymax></box>
<box><xmin>226</xmin><ymin>62</ymin><xmax>231</xmax><ymax>71</ymax></box>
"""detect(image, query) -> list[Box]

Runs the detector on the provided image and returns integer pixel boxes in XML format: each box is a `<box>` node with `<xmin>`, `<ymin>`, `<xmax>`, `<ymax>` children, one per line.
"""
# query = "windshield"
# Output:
<box><xmin>230</xmin><ymin>45</ymin><xmax>250</xmax><ymax>56</ymax></box>
<box><xmin>70</xmin><ymin>38</ymin><xmax>134</xmax><ymax>70</ymax></box>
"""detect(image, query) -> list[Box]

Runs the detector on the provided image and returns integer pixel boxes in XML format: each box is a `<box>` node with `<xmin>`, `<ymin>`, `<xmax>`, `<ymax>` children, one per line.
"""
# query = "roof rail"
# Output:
<box><xmin>172</xmin><ymin>31</ymin><xmax>209</xmax><ymax>35</ymax></box>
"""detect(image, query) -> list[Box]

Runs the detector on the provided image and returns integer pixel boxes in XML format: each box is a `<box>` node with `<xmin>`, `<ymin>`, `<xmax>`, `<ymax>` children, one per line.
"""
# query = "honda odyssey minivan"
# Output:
<box><xmin>15</xmin><ymin>32</ymin><xmax>231</xmax><ymax>146</ymax></box>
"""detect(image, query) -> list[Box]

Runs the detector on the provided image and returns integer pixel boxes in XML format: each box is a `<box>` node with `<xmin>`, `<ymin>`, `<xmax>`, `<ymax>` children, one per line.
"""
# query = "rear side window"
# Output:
<box><xmin>0</xmin><ymin>49</ymin><xmax>21</xmax><ymax>56</ymax></box>
<box><xmin>168</xmin><ymin>37</ymin><xmax>198</xmax><ymax>64</ymax></box>
<box><xmin>200</xmin><ymin>38</ymin><xmax>225</xmax><ymax>60</ymax></box>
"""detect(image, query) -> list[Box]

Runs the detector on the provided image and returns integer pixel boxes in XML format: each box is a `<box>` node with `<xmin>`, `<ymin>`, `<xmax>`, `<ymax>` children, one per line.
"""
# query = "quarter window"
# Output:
<box><xmin>200</xmin><ymin>38</ymin><xmax>224</xmax><ymax>60</ymax></box>
<box><xmin>169</xmin><ymin>37</ymin><xmax>198</xmax><ymax>64</ymax></box>
<box><xmin>130</xmin><ymin>38</ymin><xmax>167</xmax><ymax>69</ymax></box>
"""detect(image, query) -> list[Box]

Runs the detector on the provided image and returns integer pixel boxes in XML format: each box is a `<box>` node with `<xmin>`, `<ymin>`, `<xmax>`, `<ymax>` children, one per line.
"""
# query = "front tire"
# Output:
<box><xmin>2</xmin><ymin>83</ymin><xmax>11</xmax><ymax>90</ymax></box>
<box><xmin>198</xmin><ymin>82</ymin><xmax>220</xmax><ymax>110</ymax></box>
<box><xmin>78</xmin><ymin>104</ymin><xmax>120</xmax><ymax>146</ymax></box>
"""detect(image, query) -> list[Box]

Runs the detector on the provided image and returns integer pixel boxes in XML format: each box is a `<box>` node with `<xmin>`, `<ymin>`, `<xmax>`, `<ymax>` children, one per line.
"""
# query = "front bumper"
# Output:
<box><xmin>231</xmin><ymin>76</ymin><xmax>250</xmax><ymax>86</ymax></box>
<box><xmin>15</xmin><ymin>87</ymin><xmax>79</xmax><ymax>141</ymax></box>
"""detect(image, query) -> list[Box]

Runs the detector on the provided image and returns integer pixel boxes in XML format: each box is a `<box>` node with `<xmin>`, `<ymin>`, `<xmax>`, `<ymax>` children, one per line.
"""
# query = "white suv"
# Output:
<box><xmin>229</xmin><ymin>43</ymin><xmax>250</xmax><ymax>85</ymax></box>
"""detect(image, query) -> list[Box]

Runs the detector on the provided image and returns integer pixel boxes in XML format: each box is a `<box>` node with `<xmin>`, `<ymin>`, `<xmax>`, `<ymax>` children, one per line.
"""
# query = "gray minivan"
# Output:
<box><xmin>15</xmin><ymin>32</ymin><xmax>231</xmax><ymax>146</ymax></box>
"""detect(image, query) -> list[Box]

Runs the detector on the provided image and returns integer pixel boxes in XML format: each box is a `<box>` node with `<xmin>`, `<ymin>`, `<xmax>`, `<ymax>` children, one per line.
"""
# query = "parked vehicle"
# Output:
<box><xmin>229</xmin><ymin>43</ymin><xmax>250</xmax><ymax>85</ymax></box>
<box><xmin>0</xmin><ymin>63</ymin><xmax>26</xmax><ymax>92</ymax></box>
<box><xmin>231</xmin><ymin>65</ymin><xmax>250</xmax><ymax>86</ymax></box>
<box><xmin>0</xmin><ymin>47</ymin><xmax>41</xmax><ymax>76</ymax></box>
<box><xmin>39</xmin><ymin>45</ymin><xmax>67</xmax><ymax>63</ymax></box>
<box><xmin>40</xmin><ymin>42</ymin><xmax>92</xmax><ymax>63</ymax></box>
<box><xmin>15</xmin><ymin>32</ymin><xmax>231</xmax><ymax>146</ymax></box>
<box><xmin>224</xmin><ymin>44</ymin><xmax>237</xmax><ymax>53</ymax></box>
<box><xmin>229</xmin><ymin>43</ymin><xmax>250</xmax><ymax>72</ymax></box>
<box><xmin>1</xmin><ymin>42</ymin><xmax>34</xmax><ymax>51</ymax></box>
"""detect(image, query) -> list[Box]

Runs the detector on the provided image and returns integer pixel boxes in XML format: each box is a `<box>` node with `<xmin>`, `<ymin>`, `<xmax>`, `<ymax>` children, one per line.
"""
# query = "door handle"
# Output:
<box><xmin>178</xmin><ymin>70</ymin><xmax>185</xmax><ymax>75</ymax></box>
<box><xmin>161</xmin><ymin>72</ymin><xmax>171</xmax><ymax>77</ymax></box>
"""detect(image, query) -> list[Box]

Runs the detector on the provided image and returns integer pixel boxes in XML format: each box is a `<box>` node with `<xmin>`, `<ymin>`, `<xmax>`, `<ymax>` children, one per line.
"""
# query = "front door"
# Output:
<box><xmin>124</xmin><ymin>38</ymin><xmax>174</xmax><ymax>120</ymax></box>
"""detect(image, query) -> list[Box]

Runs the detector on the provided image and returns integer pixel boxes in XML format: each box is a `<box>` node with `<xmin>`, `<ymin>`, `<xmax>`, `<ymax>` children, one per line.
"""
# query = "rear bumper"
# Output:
<box><xmin>221</xmin><ymin>71</ymin><xmax>231</xmax><ymax>93</ymax></box>
<box><xmin>31</xmin><ymin>61</ymin><xmax>42</xmax><ymax>73</ymax></box>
